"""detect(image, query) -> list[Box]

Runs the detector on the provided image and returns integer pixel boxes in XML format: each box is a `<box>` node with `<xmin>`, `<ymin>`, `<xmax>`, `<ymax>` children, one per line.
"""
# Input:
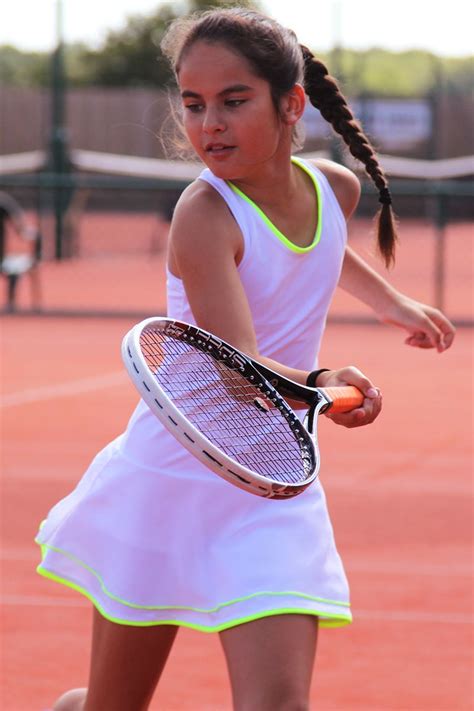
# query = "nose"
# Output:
<box><xmin>202</xmin><ymin>106</ymin><xmax>225</xmax><ymax>134</ymax></box>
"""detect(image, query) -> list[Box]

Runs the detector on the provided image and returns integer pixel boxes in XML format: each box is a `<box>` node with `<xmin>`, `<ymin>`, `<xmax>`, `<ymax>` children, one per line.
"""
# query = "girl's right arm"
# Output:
<box><xmin>168</xmin><ymin>181</ymin><xmax>381</xmax><ymax>427</ymax></box>
<box><xmin>168</xmin><ymin>180</ymin><xmax>259</xmax><ymax>355</ymax></box>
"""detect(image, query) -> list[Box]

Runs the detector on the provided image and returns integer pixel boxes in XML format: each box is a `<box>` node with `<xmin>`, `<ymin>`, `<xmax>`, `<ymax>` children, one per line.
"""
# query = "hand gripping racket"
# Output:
<box><xmin>122</xmin><ymin>318</ymin><xmax>363</xmax><ymax>500</ymax></box>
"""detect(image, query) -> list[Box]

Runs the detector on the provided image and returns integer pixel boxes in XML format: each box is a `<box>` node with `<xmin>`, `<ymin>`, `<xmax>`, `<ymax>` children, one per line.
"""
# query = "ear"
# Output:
<box><xmin>279</xmin><ymin>83</ymin><xmax>306</xmax><ymax>126</ymax></box>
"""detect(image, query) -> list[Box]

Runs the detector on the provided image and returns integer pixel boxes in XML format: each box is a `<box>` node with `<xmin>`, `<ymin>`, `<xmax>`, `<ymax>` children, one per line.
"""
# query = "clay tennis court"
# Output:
<box><xmin>1</xmin><ymin>215</ymin><xmax>473</xmax><ymax>709</ymax></box>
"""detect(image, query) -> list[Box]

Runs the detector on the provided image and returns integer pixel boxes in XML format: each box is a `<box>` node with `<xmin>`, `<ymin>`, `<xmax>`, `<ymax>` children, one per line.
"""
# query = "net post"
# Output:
<box><xmin>46</xmin><ymin>0</ymin><xmax>73</xmax><ymax>261</ymax></box>
<box><xmin>432</xmin><ymin>189</ymin><xmax>448</xmax><ymax>312</ymax></box>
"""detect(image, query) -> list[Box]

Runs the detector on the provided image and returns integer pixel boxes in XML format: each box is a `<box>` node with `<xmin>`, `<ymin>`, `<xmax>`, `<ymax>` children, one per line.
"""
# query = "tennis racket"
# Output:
<box><xmin>122</xmin><ymin>317</ymin><xmax>364</xmax><ymax>500</ymax></box>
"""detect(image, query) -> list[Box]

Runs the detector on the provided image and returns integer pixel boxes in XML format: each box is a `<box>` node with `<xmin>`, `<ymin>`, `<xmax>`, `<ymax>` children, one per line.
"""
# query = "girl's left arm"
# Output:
<box><xmin>314</xmin><ymin>159</ymin><xmax>455</xmax><ymax>353</ymax></box>
<box><xmin>339</xmin><ymin>246</ymin><xmax>456</xmax><ymax>352</ymax></box>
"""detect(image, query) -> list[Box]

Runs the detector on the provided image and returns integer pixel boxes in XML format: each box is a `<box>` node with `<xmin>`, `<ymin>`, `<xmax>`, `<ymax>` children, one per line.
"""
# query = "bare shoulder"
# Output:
<box><xmin>310</xmin><ymin>158</ymin><xmax>361</xmax><ymax>220</ymax></box>
<box><xmin>169</xmin><ymin>179</ymin><xmax>242</xmax><ymax>274</ymax></box>
<box><xmin>172</xmin><ymin>179</ymin><xmax>235</xmax><ymax>238</ymax></box>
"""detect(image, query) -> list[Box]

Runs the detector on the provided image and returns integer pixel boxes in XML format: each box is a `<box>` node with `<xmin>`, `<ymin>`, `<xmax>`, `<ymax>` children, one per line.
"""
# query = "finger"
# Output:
<box><xmin>415</xmin><ymin>317</ymin><xmax>444</xmax><ymax>350</ymax></box>
<box><xmin>405</xmin><ymin>329</ymin><xmax>454</xmax><ymax>352</ymax></box>
<box><xmin>334</xmin><ymin>367</ymin><xmax>380</xmax><ymax>399</ymax></box>
<box><xmin>328</xmin><ymin>409</ymin><xmax>375</xmax><ymax>428</ymax></box>
<box><xmin>429</xmin><ymin>311</ymin><xmax>456</xmax><ymax>351</ymax></box>
<box><xmin>418</xmin><ymin>307</ymin><xmax>456</xmax><ymax>352</ymax></box>
<box><xmin>441</xmin><ymin>330</ymin><xmax>455</xmax><ymax>350</ymax></box>
<box><xmin>404</xmin><ymin>333</ymin><xmax>435</xmax><ymax>349</ymax></box>
<box><xmin>327</xmin><ymin>392</ymin><xmax>382</xmax><ymax>428</ymax></box>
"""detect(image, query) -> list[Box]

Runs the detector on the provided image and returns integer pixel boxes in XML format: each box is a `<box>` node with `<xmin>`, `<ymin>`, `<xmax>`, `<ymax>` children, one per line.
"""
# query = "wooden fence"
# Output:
<box><xmin>1</xmin><ymin>87</ymin><xmax>473</xmax><ymax>159</ymax></box>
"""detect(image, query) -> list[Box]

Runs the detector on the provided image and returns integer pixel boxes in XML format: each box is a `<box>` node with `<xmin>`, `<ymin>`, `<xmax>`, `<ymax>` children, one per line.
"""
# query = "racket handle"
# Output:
<box><xmin>320</xmin><ymin>386</ymin><xmax>364</xmax><ymax>414</ymax></box>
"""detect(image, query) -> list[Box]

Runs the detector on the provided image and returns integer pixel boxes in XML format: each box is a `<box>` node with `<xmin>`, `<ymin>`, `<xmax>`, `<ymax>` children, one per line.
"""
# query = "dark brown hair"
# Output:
<box><xmin>161</xmin><ymin>7</ymin><xmax>397</xmax><ymax>266</ymax></box>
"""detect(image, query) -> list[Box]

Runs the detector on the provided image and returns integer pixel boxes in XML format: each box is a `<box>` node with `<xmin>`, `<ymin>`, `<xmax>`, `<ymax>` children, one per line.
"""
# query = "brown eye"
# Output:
<box><xmin>226</xmin><ymin>99</ymin><xmax>246</xmax><ymax>107</ymax></box>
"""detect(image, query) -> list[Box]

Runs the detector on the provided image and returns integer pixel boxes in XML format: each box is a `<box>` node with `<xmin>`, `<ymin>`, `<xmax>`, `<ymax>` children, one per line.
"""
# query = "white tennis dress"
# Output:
<box><xmin>36</xmin><ymin>157</ymin><xmax>352</xmax><ymax>631</ymax></box>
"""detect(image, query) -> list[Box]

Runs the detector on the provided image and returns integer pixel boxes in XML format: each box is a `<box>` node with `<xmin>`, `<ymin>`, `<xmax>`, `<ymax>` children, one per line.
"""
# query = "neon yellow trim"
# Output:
<box><xmin>36</xmin><ymin>540</ymin><xmax>350</xmax><ymax>612</ymax></box>
<box><xmin>36</xmin><ymin>566</ymin><xmax>352</xmax><ymax>632</ymax></box>
<box><xmin>227</xmin><ymin>156</ymin><xmax>323</xmax><ymax>254</ymax></box>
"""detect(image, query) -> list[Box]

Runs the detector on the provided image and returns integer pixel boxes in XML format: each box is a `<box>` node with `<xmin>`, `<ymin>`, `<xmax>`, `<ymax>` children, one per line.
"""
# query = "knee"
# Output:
<box><xmin>52</xmin><ymin>687</ymin><xmax>87</xmax><ymax>711</ymax></box>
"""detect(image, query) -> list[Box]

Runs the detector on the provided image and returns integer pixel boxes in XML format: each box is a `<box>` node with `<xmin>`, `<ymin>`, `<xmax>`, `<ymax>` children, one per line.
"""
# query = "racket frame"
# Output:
<box><xmin>122</xmin><ymin>318</ymin><xmax>325</xmax><ymax>499</ymax></box>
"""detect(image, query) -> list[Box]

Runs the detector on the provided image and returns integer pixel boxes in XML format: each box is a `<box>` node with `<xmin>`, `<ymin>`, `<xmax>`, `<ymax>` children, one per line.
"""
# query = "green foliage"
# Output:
<box><xmin>0</xmin><ymin>0</ymin><xmax>471</xmax><ymax>97</ymax></box>
<box><xmin>0</xmin><ymin>45</ymin><xmax>50</xmax><ymax>86</ymax></box>
<box><xmin>322</xmin><ymin>48</ymin><xmax>473</xmax><ymax>97</ymax></box>
<box><xmin>75</xmin><ymin>4</ymin><xmax>179</xmax><ymax>87</ymax></box>
<box><xmin>441</xmin><ymin>56</ymin><xmax>474</xmax><ymax>94</ymax></box>
<box><xmin>67</xmin><ymin>0</ymin><xmax>259</xmax><ymax>87</ymax></box>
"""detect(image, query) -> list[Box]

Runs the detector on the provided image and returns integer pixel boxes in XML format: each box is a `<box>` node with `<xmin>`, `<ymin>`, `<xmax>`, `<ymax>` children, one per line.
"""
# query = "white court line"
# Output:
<box><xmin>1</xmin><ymin>594</ymin><xmax>472</xmax><ymax>624</ymax></box>
<box><xmin>0</xmin><ymin>371</ymin><xmax>128</xmax><ymax>408</ymax></box>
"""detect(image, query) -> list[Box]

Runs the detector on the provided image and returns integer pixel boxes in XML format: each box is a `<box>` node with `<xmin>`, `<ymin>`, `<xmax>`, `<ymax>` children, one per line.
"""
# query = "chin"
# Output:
<box><xmin>203</xmin><ymin>161</ymin><xmax>239</xmax><ymax>181</ymax></box>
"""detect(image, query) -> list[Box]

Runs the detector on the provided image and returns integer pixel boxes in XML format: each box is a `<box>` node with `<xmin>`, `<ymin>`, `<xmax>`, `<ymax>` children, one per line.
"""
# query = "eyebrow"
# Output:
<box><xmin>181</xmin><ymin>84</ymin><xmax>254</xmax><ymax>99</ymax></box>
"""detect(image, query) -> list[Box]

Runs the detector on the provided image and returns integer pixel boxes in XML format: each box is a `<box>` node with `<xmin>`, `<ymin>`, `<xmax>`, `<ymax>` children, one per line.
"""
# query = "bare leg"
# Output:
<box><xmin>52</xmin><ymin>608</ymin><xmax>178</xmax><ymax>711</ymax></box>
<box><xmin>220</xmin><ymin>614</ymin><xmax>318</xmax><ymax>711</ymax></box>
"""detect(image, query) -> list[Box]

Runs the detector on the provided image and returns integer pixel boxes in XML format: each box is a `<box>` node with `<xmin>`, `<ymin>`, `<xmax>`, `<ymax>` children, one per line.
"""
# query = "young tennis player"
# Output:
<box><xmin>38</xmin><ymin>8</ymin><xmax>455</xmax><ymax>711</ymax></box>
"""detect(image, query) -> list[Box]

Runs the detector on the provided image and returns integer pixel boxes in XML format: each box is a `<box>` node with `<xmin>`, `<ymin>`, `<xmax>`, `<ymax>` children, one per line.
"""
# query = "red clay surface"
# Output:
<box><xmin>1</xmin><ymin>215</ymin><xmax>473</xmax><ymax>710</ymax></box>
<box><xmin>7</xmin><ymin>214</ymin><xmax>473</xmax><ymax>323</ymax></box>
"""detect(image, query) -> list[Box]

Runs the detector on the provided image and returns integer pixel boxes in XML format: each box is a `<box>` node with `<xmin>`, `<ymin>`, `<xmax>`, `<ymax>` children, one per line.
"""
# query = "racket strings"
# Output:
<box><xmin>141</xmin><ymin>331</ymin><xmax>312</xmax><ymax>483</ymax></box>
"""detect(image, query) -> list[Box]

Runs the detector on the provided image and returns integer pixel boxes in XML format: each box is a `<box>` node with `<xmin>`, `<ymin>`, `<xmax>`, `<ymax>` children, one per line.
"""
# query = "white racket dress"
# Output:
<box><xmin>36</xmin><ymin>158</ymin><xmax>352</xmax><ymax>631</ymax></box>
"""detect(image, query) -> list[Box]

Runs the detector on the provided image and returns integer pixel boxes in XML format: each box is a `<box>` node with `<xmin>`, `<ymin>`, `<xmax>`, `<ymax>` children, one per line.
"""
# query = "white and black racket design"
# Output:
<box><xmin>122</xmin><ymin>318</ymin><xmax>364</xmax><ymax>500</ymax></box>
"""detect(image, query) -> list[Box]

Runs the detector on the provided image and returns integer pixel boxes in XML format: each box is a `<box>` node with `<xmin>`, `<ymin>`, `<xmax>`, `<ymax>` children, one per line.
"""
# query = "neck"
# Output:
<box><xmin>230</xmin><ymin>151</ymin><xmax>301</xmax><ymax>208</ymax></box>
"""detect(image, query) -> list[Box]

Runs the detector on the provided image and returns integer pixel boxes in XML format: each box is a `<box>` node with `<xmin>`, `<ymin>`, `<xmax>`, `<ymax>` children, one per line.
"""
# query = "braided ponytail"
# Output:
<box><xmin>162</xmin><ymin>9</ymin><xmax>397</xmax><ymax>266</ymax></box>
<box><xmin>301</xmin><ymin>45</ymin><xmax>398</xmax><ymax>267</ymax></box>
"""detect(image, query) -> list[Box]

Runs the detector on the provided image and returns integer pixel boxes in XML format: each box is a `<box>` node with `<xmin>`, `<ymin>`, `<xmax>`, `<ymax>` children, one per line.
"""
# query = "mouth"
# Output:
<box><xmin>204</xmin><ymin>144</ymin><xmax>235</xmax><ymax>155</ymax></box>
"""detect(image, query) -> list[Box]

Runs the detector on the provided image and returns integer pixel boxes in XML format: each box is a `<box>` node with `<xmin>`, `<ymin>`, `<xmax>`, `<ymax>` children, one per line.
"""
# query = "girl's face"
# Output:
<box><xmin>177</xmin><ymin>41</ymin><xmax>290</xmax><ymax>180</ymax></box>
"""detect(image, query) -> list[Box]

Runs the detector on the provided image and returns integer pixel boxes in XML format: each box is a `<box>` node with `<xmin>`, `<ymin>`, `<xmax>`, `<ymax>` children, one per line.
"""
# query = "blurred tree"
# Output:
<box><xmin>442</xmin><ymin>55</ymin><xmax>474</xmax><ymax>94</ymax></box>
<box><xmin>63</xmin><ymin>43</ymin><xmax>96</xmax><ymax>86</ymax></box>
<box><xmin>71</xmin><ymin>0</ymin><xmax>259</xmax><ymax>87</ymax></box>
<box><xmin>325</xmin><ymin>48</ymin><xmax>473</xmax><ymax>98</ymax></box>
<box><xmin>74</xmin><ymin>4</ymin><xmax>176</xmax><ymax>88</ymax></box>
<box><xmin>0</xmin><ymin>1</ymin><xmax>471</xmax><ymax>96</ymax></box>
<box><xmin>0</xmin><ymin>46</ymin><xmax>50</xmax><ymax>86</ymax></box>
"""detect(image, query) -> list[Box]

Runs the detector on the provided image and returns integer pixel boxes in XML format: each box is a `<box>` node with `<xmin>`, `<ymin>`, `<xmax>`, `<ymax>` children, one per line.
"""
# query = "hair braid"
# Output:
<box><xmin>301</xmin><ymin>45</ymin><xmax>398</xmax><ymax>267</ymax></box>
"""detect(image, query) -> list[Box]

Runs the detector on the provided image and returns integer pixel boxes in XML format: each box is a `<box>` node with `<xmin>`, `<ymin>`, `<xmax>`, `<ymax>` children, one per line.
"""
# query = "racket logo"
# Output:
<box><xmin>163</xmin><ymin>322</ymin><xmax>187</xmax><ymax>339</ymax></box>
<box><xmin>193</xmin><ymin>330</ymin><xmax>248</xmax><ymax>371</ymax></box>
<box><xmin>220</xmin><ymin>348</ymin><xmax>247</xmax><ymax>371</ymax></box>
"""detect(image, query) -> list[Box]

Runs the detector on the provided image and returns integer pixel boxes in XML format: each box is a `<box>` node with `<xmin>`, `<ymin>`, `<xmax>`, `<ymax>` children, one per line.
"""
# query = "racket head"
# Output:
<box><xmin>121</xmin><ymin>318</ymin><xmax>319</xmax><ymax>499</ymax></box>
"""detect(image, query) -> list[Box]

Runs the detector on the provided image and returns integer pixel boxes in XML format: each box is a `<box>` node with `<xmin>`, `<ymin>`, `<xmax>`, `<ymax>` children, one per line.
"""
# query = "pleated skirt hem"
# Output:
<box><xmin>36</xmin><ymin>544</ymin><xmax>352</xmax><ymax>632</ymax></box>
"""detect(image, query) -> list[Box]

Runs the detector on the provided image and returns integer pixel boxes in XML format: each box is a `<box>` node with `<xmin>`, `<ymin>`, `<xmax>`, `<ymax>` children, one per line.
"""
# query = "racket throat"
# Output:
<box><xmin>306</xmin><ymin>398</ymin><xmax>328</xmax><ymax>435</ymax></box>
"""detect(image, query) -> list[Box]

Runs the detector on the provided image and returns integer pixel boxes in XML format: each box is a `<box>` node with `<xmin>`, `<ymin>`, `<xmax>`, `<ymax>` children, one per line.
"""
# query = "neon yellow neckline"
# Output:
<box><xmin>227</xmin><ymin>156</ymin><xmax>322</xmax><ymax>254</ymax></box>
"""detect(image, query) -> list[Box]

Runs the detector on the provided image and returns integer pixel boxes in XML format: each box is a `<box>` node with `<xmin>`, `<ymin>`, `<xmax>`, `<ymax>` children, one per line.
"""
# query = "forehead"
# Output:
<box><xmin>177</xmin><ymin>41</ymin><xmax>264</xmax><ymax>92</ymax></box>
